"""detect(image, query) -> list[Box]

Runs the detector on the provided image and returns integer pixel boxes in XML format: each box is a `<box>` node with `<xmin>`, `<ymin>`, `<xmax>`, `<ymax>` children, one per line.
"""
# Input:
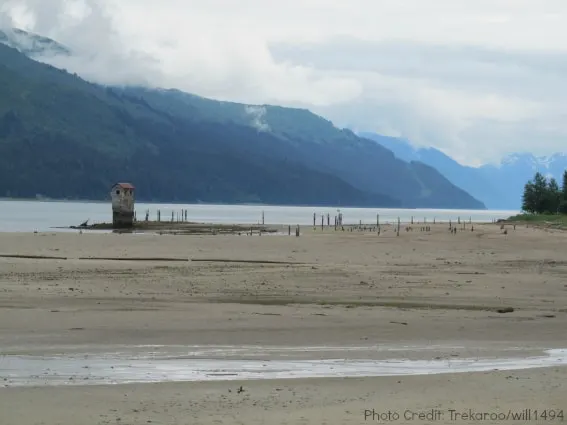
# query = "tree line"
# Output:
<box><xmin>522</xmin><ymin>170</ymin><xmax>567</xmax><ymax>214</ymax></box>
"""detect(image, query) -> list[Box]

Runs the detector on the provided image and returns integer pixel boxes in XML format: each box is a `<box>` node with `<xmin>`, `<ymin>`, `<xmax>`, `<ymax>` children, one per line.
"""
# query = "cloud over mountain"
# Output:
<box><xmin>2</xmin><ymin>0</ymin><xmax>567</xmax><ymax>165</ymax></box>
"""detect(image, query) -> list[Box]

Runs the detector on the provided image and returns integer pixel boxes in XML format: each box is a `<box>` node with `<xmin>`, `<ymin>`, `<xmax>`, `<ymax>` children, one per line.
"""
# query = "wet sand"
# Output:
<box><xmin>0</xmin><ymin>223</ymin><xmax>566</xmax><ymax>424</ymax></box>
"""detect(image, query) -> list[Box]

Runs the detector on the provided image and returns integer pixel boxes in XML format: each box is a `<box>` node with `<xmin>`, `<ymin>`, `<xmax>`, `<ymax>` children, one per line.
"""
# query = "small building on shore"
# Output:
<box><xmin>111</xmin><ymin>182</ymin><xmax>135</xmax><ymax>228</ymax></box>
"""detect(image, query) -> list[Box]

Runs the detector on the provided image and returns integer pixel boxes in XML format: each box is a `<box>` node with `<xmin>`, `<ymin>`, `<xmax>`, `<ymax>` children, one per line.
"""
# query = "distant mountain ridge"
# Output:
<box><xmin>360</xmin><ymin>132</ymin><xmax>567</xmax><ymax>209</ymax></box>
<box><xmin>0</xmin><ymin>42</ymin><xmax>401</xmax><ymax>206</ymax></box>
<box><xmin>0</xmin><ymin>28</ymin><xmax>485</xmax><ymax>209</ymax></box>
<box><xmin>119</xmin><ymin>87</ymin><xmax>485</xmax><ymax>209</ymax></box>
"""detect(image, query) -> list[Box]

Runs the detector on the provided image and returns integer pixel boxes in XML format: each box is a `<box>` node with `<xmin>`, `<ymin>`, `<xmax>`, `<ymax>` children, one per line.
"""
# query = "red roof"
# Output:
<box><xmin>114</xmin><ymin>183</ymin><xmax>135</xmax><ymax>190</ymax></box>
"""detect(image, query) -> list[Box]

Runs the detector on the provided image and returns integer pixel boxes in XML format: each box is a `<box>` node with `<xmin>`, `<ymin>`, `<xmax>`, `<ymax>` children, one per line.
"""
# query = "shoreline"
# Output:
<box><xmin>0</xmin><ymin>200</ymin><xmax>518</xmax><ymax>233</ymax></box>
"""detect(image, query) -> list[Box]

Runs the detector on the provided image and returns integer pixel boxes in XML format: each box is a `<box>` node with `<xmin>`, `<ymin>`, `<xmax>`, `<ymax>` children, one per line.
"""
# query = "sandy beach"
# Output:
<box><xmin>0</xmin><ymin>222</ymin><xmax>566</xmax><ymax>424</ymax></box>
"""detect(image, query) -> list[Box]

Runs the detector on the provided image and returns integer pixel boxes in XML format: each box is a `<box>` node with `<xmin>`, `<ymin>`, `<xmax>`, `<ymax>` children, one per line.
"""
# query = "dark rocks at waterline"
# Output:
<box><xmin>66</xmin><ymin>221</ymin><xmax>277</xmax><ymax>235</ymax></box>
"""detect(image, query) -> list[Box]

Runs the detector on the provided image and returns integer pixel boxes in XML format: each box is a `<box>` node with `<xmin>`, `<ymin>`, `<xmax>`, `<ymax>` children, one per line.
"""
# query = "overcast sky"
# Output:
<box><xmin>2</xmin><ymin>0</ymin><xmax>567</xmax><ymax>166</ymax></box>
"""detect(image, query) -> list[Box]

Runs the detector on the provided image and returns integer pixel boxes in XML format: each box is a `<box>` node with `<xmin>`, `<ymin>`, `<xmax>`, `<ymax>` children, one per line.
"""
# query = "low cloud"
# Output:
<box><xmin>0</xmin><ymin>0</ymin><xmax>361</xmax><ymax>106</ymax></box>
<box><xmin>244</xmin><ymin>106</ymin><xmax>271</xmax><ymax>132</ymax></box>
<box><xmin>0</xmin><ymin>0</ymin><xmax>164</xmax><ymax>86</ymax></box>
<box><xmin>2</xmin><ymin>0</ymin><xmax>567</xmax><ymax>165</ymax></box>
<box><xmin>274</xmin><ymin>39</ymin><xmax>566</xmax><ymax>165</ymax></box>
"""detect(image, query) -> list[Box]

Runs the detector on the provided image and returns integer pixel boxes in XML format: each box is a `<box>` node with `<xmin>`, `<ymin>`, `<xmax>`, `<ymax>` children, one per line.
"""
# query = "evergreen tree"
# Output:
<box><xmin>546</xmin><ymin>177</ymin><xmax>561</xmax><ymax>213</ymax></box>
<box><xmin>532</xmin><ymin>172</ymin><xmax>548</xmax><ymax>213</ymax></box>
<box><xmin>522</xmin><ymin>180</ymin><xmax>536</xmax><ymax>213</ymax></box>
<box><xmin>559</xmin><ymin>170</ymin><xmax>567</xmax><ymax>214</ymax></box>
<box><xmin>522</xmin><ymin>170</ymin><xmax>567</xmax><ymax>214</ymax></box>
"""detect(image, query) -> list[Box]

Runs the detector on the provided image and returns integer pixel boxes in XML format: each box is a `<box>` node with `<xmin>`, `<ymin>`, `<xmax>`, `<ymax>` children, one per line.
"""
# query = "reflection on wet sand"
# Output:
<box><xmin>1</xmin><ymin>346</ymin><xmax>565</xmax><ymax>387</ymax></box>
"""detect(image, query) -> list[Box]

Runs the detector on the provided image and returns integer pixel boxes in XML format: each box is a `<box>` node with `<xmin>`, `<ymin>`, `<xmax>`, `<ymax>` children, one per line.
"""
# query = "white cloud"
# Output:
<box><xmin>2</xmin><ymin>0</ymin><xmax>567</xmax><ymax>165</ymax></box>
<box><xmin>244</xmin><ymin>106</ymin><xmax>271</xmax><ymax>132</ymax></box>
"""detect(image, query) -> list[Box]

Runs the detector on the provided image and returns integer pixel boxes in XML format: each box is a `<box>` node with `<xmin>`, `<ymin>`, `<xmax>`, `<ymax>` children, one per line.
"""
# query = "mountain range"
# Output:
<box><xmin>360</xmin><ymin>133</ymin><xmax>567</xmax><ymax>210</ymax></box>
<box><xmin>0</xmin><ymin>28</ymin><xmax>486</xmax><ymax>209</ymax></box>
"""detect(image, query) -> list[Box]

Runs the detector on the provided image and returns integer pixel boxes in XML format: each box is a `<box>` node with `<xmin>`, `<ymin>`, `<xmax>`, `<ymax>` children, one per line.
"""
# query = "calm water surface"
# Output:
<box><xmin>0</xmin><ymin>200</ymin><xmax>517</xmax><ymax>232</ymax></box>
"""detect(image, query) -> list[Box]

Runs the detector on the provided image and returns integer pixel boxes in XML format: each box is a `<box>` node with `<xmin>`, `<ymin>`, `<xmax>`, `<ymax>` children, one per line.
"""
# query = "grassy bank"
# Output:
<box><xmin>505</xmin><ymin>213</ymin><xmax>567</xmax><ymax>228</ymax></box>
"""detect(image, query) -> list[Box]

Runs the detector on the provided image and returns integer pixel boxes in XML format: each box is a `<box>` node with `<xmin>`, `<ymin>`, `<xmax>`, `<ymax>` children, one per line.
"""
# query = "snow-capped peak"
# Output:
<box><xmin>499</xmin><ymin>152</ymin><xmax>567</xmax><ymax>171</ymax></box>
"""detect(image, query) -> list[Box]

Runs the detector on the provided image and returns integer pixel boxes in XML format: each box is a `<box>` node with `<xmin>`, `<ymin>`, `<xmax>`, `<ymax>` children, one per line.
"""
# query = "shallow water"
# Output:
<box><xmin>1</xmin><ymin>347</ymin><xmax>564</xmax><ymax>387</ymax></box>
<box><xmin>0</xmin><ymin>200</ymin><xmax>516</xmax><ymax>232</ymax></box>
